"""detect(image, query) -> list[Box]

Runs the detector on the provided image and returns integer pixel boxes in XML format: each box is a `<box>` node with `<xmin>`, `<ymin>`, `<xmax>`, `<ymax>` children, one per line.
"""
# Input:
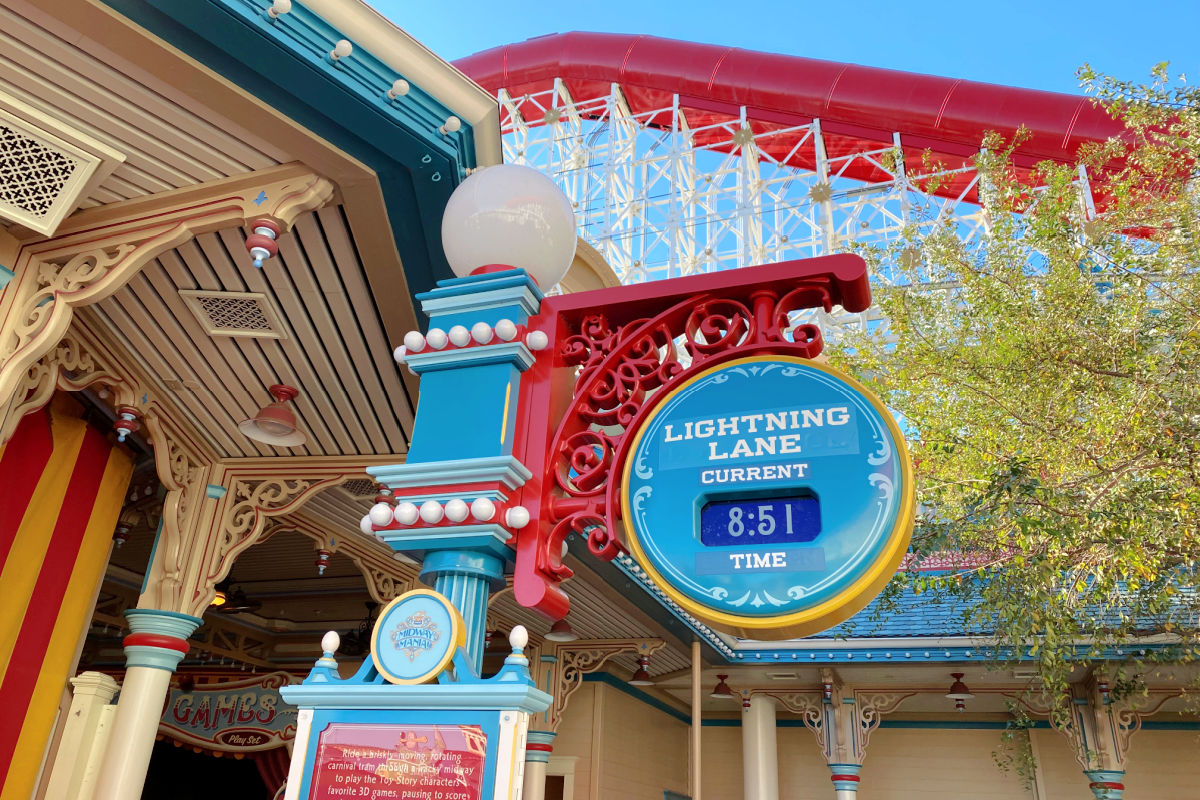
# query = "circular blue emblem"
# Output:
<box><xmin>620</xmin><ymin>355</ymin><xmax>914</xmax><ymax>639</ymax></box>
<box><xmin>370</xmin><ymin>589</ymin><xmax>464</xmax><ymax>684</ymax></box>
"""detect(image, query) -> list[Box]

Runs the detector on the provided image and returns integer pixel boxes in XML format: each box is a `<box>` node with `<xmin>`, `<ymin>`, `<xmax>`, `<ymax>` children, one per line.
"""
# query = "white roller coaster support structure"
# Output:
<box><xmin>495</xmin><ymin>81</ymin><xmax>1098</xmax><ymax>341</ymax></box>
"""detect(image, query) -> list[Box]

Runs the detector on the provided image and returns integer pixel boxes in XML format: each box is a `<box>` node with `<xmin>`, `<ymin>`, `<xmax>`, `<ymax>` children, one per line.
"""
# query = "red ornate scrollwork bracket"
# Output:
<box><xmin>510</xmin><ymin>254</ymin><xmax>872</xmax><ymax>619</ymax></box>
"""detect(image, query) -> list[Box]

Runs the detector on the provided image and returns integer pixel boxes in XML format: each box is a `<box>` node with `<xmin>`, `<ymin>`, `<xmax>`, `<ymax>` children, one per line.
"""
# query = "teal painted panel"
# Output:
<box><xmin>407</xmin><ymin>363</ymin><xmax>519</xmax><ymax>462</ymax></box>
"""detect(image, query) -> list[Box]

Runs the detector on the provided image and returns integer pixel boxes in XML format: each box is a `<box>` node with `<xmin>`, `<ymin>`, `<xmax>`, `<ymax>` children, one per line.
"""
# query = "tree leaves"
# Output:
<box><xmin>837</xmin><ymin>65</ymin><xmax>1200</xmax><ymax>703</ymax></box>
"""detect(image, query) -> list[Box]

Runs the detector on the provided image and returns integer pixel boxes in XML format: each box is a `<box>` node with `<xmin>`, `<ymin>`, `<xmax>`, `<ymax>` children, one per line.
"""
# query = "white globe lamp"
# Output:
<box><xmin>441</xmin><ymin>164</ymin><xmax>576</xmax><ymax>289</ymax></box>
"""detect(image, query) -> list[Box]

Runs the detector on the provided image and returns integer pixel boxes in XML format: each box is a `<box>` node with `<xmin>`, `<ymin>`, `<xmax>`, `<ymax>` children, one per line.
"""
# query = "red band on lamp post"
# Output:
<box><xmin>1089</xmin><ymin>783</ymin><xmax>1124</xmax><ymax>791</ymax></box>
<box><xmin>525</xmin><ymin>743</ymin><xmax>554</xmax><ymax>753</ymax></box>
<box><xmin>830</xmin><ymin>775</ymin><xmax>860</xmax><ymax>782</ymax></box>
<box><xmin>469</xmin><ymin>264</ymin><xmax>517</xmax><ymax>276</ymax></box>
<box><xmin>123</xmin><ymin>633</ymin><xmax>190</xmax><ymax>654</ymax></box>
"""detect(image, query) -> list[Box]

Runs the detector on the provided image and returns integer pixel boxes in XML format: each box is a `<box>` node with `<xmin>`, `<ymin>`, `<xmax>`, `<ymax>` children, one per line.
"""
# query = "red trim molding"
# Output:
<box><xmin>830</xmin><ymin>775</ymin><xmax>860</xmax><ymax>782</ymax></box>
<box><xmin>123</xmin><ymin>633</ymin><xmax>190</xmax><ymax>655</ymax></box>
<box><xmin>525</xmin><ymin>743</ymin><xmax>554</xmax><ymax>753</ymax></box>
<box><xmin>1089</xmin><ymin>782</ymin><xmax>1125</xmax><ymax>791</ymax></box>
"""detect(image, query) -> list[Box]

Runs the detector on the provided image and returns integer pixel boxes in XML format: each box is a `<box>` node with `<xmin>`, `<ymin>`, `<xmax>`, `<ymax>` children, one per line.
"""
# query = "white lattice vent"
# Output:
<box><xmin>0</xmin><ymin>91</ymin><xmax>124</xmax><ymax>236</ymax></box>
<box><xmin>341</xmin><ymin>478</ymin><xmax>378</xmax><ymax>498</ymax></box>
<box><xmin>179</xmin><ymin>290</ymin><xmax>288</xmax><ymax>339</ymax></box>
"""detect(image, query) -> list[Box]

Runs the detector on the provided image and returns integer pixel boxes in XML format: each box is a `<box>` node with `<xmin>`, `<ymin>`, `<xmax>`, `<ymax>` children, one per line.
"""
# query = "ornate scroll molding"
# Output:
<box><xmin>1006</xmin><ymin>673</ymin><xmax>1182</xmax><ymax>771</ymax></box>
<box><xmin>512</xmin><ymin>256</ymin><xmax>870</xmax><ymax>619</ymax></box>
<box><xmin>761</xmin><ymin>670</ymin><xmax>913</xmax><ymax>768</ymax></box>
<box><xmin>752</xmin><ymin>690</ymin><xmax>826</xmax><ymax>748</ymax></box>
<box><xmin>0</xmin><ymin>163</ymin><xmax>334</xmax><ymax>408</ymax></box>
<box><xmin>147</xmin><ymin>457</ymin><xmax>403</xmax><ymax>617</ymax></box>
<box><xmin>268</xmin><ymin>512</ymin><xmax>419</xmax><ymax>604</ymax></box>
<box><xmin>544</xmin><ymin>638</ymin><xmax>664</xmax><ymax>731</ymax></box>
<box><xmin>0</xmin><ymin>316</ymin><xmax>144</xmax><ymax>443</ymax></box>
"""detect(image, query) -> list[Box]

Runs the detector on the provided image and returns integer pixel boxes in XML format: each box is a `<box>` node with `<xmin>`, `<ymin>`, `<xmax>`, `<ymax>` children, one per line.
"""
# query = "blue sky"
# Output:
<box><xmin>377</xmin><ymin>0</ymin><xmax>1199</xmax><ymax>96</ymax></box>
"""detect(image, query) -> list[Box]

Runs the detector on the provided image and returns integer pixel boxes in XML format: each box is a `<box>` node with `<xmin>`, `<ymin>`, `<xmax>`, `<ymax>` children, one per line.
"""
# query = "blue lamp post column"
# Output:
<box><xmin>367</xmin><ymin>162</ymin><xmax>577</xmax><ymax>675</ymax></box>
<box><xmin>368</xmin><ymin>268</ymin><xmax>545</xmax><ymax>672</ymax></box>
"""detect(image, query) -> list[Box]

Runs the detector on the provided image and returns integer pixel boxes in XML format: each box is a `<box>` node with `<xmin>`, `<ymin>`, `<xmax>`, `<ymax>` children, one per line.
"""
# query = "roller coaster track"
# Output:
<box><xmin>456</xmin><ymin>33</ymin><xmax>1123</xmax><ymax>337</ymax></box>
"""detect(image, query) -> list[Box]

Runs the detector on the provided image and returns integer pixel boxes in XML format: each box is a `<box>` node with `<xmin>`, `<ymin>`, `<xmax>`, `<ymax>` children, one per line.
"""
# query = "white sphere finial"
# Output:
<box><xmin>440</xmin><ymin>164</ymin><xmax>576</xmax><ymax>288</ymax></box>
<box><xmin>509</xmin><ymin>625</ymin><xmax>529</xmax><ymax>653</ymax></box>
<box><xmin>388</xmin><ymin>79</ymin><xmax>410</xmax><ymax>99</ymax></box>
<box><xmin>330</xmin><ymin>39</ymin><xmax>353</xmax><ymax>61</ymax></box>
<box><xmin>321</xmin><ymin>630</ymin><xmax>340</xmax><ymax>655</ymax></box>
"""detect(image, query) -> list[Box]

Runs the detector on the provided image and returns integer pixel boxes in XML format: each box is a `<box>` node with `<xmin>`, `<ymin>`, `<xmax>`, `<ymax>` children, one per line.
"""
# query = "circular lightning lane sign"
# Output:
<box><xmin>619</xmin><ymin>355</ymin><xmax>914</xmax><ymax>639</ymax></box>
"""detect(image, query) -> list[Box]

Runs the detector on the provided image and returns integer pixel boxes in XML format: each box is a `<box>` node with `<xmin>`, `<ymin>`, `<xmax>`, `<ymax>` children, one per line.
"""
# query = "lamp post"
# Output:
<box><xmin>369</xmin><ymin>164</ymin><xmax>576</xmax><ymax>670</ymax></box>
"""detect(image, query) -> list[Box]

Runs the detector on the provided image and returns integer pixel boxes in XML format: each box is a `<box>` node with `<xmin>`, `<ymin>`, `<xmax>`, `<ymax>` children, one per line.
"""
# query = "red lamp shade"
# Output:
<box><xmin>239</xmin><ymin>384</ymin><xmax>305</xmax><ymax>447</ymax></box>
<box><xmin>710</xmin><ymin>674</ymin><xmax>735</xmax><ymax>700</ymax></box>
<box><xmin>544</xmin><ymin>618</ymin><xmax>580</xmax><ymax>642</ymax></box>
<box><xmin>629</xmin><ymin>655</ymin><xmax>653</xmax><ymax>686</ymax></box>
<box><xmin>946</xmin><ymin>673</ymin><xmax>974</xmax><ymax>712</ymax></box>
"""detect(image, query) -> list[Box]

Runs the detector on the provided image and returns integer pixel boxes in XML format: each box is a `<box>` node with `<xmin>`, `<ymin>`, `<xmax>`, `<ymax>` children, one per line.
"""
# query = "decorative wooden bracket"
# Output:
<box><xmin>535</xmin><ymin>638</ymin><xmax>665</xmax><ymax>732</ymax></box>
<box><xmin>141</xmin><ymin>456</ymin><xmax>399</xmax><ymax>617</ymax></box>
<box><xmin>1006</xmin><ymin>672</ymin><xmax>1182</xmax><ymax>771</ymax></box>
<box><xmin>266</xmin><ymin>512</ymin><xmax>419</xmax><ymax>603</ymax></box>
<box><xmin>751</xmin><ymin>669</ymin><xmax>912</xmax><ymax>768</ymax></box>
<box><xmin>0</xmin><ymin>162</ymin><xmax>334</xmax><ymax>413</ymax></box>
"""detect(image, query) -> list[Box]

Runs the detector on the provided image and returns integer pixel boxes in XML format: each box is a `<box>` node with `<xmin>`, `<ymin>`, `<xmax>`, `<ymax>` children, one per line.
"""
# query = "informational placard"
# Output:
<box><xmin>620</xmin><ymin>355</ymin><xmax>914</xmax><ymax>638</ymax></box>
<box><xmin>309</xmin><ymin>722</ymin><xmax>487</xmax><ymax>800</ymax></box>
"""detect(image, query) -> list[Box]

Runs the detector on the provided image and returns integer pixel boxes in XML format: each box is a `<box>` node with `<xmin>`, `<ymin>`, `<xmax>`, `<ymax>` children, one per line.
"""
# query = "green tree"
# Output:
<box><xmin>838</xmin><ymin>65</ymin><xmax>1200</xmax><ymax>707</ymax></box>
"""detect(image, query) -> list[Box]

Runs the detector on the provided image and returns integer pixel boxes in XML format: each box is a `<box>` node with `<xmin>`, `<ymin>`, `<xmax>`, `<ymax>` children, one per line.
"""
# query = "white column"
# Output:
<box><xmin>43</xmin><ymin>672</ymin><xmax>119</xmax><ymax>800</ymax></box>
<box><xmin>523</xmin><ymin>730</ymin><xmax>556</xmax><ymax>800</ymax></box>
<box><xmin>690</xmin><ymin>641</ymin><xmax>702</xmax><ymax>800</ymax></box>
<box><xmin>523</xmin><ymin>759</ymin><xmax>548</xmax><ymax>800</ymax></box>
<box><xmin>742</xmin><ymin>695</ymin><xmax>779</xmax><ymax>800</ymax></box>
<box><xmin>92</xmin><ymin>609</ymin><xmax>200</xmax><ymax>800</ymax></box>
<box><xmin>93</xmin><ymin>663</ymin><xmax>173</xmax><ymax>798</ymax></box>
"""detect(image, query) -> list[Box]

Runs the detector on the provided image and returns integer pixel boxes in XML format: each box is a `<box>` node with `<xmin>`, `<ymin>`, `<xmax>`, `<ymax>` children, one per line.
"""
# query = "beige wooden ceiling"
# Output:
<box><xmin>85</xmin><ymin>205</ymin><xmax>414</xmax><ymax>458</ymax></box>
<box><xmin>0</xmin><ymin>2</ymin><xmax>284</xmax><ymax>209</ymax></box>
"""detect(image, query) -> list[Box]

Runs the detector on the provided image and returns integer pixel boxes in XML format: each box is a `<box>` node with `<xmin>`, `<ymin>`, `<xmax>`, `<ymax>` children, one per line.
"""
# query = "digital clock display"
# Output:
<box><xmin>699</xmin><ymin>494</ymin><xmax>821</xmax><ymax>547</ymax></box>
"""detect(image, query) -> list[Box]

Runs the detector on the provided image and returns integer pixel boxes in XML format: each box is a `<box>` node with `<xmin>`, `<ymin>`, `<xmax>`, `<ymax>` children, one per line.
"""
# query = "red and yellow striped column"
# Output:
<box><xmin>0</xmin><ymin>395</ymin><xmax>134</xmax><ymax>800</ymax></box>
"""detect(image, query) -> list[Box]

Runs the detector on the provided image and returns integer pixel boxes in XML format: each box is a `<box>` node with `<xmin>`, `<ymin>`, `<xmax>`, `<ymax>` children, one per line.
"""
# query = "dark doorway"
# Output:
<box><xmin>142</xmin><ymin>740</ymin><xmax>270</xmax><ymax>799</ymax></box>
<box><xmin>546</xmin><ymin>774</ymin><xmax>566</xmax><ymax>800</ymax></box>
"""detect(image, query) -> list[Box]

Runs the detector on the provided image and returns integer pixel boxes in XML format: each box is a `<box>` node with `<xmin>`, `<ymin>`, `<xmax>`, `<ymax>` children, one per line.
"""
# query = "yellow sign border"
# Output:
<box><xmin>619</xmin><ymin>354</ymin><xmax>915</xmax><ymax>640</ymax></box>
<box><xmin>370</xmin><ymin>588</ymin><xmax>466</xmax><ymax>685</ymax></box>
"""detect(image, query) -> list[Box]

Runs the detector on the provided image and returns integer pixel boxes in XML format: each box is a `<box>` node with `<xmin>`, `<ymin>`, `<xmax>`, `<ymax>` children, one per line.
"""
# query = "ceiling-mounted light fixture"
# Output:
<box><xmin>219</xmin><ymin>582</ymin><xmax>262</xmax><ymax>615</ymax></box>
<box><xmin>239</xmin><ymin>384</ymin><xmax>306</xmax><ymax>447</ymax></box>
<box><xmin>244</xmin><ymin>219</ymin><xmax>280</xmax><ymax>268</ymax></box>
<box><xmin>946</xmin><ymin>672</ymin><xmax>975</xmax><ymax>712</ymax></box>
<box><xmin>544</xmin><ymin>618</ymin><xmax>579</xmax><ymax>643</ymax></box>
<box><xmin>113</xmin><ymin>406</ymin><xmax>140</xmax><ymax>443</ymax></box>
<box><xmin>210</xmin><ymin>577</ymin><xmax>230</xmax><ymax>608</ymax></box>
<box><xmin>710</xmin><ymin>674</ymin><xmax>735</xmax><ymax>700</ymax></box>
<box><xmin>629</xmin><ymin>654</ymin><xmax>653</xmax><ymax>686</ymax></box>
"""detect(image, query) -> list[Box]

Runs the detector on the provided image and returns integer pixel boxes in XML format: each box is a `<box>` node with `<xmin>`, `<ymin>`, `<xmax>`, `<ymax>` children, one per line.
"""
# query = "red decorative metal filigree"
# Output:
<box><xmin>511</xmin><ymin>255</ymin><xmax>872</xmax><ymax>619</ymax></box>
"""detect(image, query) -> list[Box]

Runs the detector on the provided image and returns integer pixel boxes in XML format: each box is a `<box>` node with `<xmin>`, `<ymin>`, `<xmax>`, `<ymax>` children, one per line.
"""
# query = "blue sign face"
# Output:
<box><xmin>620</xmin><ymin>356</ymin><xmax>914</xmax><ymax>639</ymax></box>
<box><xmin>371</xmin><ymin>589</ymin><xmax>464</xmax><ymax>684</ymax></box>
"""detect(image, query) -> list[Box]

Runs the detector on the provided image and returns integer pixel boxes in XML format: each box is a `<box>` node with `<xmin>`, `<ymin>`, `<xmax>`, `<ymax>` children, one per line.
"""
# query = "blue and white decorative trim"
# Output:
<box><xmin>369</xmin><ymin>455</ymin><xmax>532</xmax><ymax>491</ymax></box>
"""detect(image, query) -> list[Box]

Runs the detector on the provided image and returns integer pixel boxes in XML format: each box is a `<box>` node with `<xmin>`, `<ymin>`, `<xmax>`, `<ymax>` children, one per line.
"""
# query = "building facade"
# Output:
<box><xmin>0</xmin><ymin>2</ymin><xmax>1195</xmax><ymax>800</ymax></box>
